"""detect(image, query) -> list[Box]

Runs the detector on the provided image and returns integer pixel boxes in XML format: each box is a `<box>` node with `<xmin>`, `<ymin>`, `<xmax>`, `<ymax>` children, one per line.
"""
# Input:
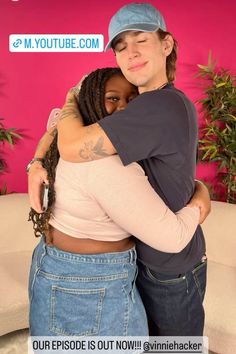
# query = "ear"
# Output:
<box><xmin>162</xmin><ymin>34</ymin><xmax>174</xmax><ymax>57</ymax></box>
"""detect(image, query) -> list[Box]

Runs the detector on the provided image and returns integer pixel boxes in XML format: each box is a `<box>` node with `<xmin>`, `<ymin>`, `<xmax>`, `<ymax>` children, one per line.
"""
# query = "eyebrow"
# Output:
<box><xmin>112</xmin><ymin>31</ymin><xmax>144</xmax><ymax>49</ymax></box>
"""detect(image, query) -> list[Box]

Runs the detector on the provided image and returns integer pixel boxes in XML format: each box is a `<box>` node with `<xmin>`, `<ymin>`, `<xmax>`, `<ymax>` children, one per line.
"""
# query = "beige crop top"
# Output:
<box><xmin>49</xmin><ymin>155</ymin><xmax>200</xmax><ymax>253</ymax></box>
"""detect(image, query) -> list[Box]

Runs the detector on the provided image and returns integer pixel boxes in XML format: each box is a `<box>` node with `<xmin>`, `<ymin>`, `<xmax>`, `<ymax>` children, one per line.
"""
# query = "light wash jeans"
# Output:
<box><xmin>29</xmin><ymin>237</ymin><xmax>148</xmax><ymax>336</ymax></box>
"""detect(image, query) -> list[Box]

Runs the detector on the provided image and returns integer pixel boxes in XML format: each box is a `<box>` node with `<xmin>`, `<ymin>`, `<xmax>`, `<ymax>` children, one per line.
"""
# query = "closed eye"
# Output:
<box><xmin>117</xmin><ymin>46</ymin><xmax>126</xmax><ymax>52</ymax></box>
<box><xmin>114</xmin><ymin>43</ymin><xmax>126</xmax><ymax>53</ymax></box>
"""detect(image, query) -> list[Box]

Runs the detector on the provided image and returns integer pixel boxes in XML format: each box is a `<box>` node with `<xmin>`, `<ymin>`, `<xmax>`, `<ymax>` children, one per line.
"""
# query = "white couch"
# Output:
<box><xmin>0</xmin><ymin>193</ymin><xmax>236</xmax><ymax>353</ymax></box>
<box><xmin>202</xmin><ymin>201</ymin><xmax>236</xmax><ymax>353</ymax></box>
<box><xmin>0</xmin><ymin>193</ymin><xmax>38</xmax><ymax>337</ymax></box>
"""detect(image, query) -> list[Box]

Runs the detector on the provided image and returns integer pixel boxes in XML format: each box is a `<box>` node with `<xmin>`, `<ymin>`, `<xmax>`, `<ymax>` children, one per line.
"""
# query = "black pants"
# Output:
<box><xmin>136</xmin><ymin>257</ymin><xmax>207</xmax><ymax>336</ymax></box>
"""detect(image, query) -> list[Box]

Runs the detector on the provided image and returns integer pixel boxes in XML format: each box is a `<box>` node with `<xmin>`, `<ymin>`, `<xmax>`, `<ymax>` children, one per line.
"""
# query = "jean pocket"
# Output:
<box><xmin>192</xmin><ymin>258</ymin><xmax>207</xmax><ymax>301</ymax></box>
<box><xmin>50</xmin><ymin>286</ymin><xmax>105</xmax><ymax>336</ymax></box>
<box><xmin>145</xmin><ymin>266</ymin><xmax>186</xmax><ymax>284</ymax></box>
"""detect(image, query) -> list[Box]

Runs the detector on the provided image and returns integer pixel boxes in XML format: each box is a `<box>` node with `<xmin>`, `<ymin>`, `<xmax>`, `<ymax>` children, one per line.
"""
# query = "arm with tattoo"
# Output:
<box><xmin>33</xmin><ymin>127</ymin><xmax>57</xmax><ymax>160</ymax></box>
<box><xmin>57</xmin><ymin>90</ymin><xmax>116</xmax><ymax>162</ymax></box>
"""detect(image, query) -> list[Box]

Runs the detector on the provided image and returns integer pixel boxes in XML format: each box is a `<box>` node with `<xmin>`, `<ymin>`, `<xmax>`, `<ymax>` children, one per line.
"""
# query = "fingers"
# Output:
<box><xmin>71</xmin><ymin>86</ymin><xmax>80</xmax><ymax>97</ymax></box>
<box><xmin>71</xmin><ymin>74</ymin><xmax>89</xmax><ymax>98</ymax></box>
<box><xmin>28</xmin><ymin>166</ymin><xmax>49</xmax><ymax>213</ymax></box>
<box><xmin>75</xmin><ymin>74</ymin><xmax>88</xmax><ymax>90</ymax></box>
<box><xmin>198</xmin><ymin>204</ymin><xmax>211</xmax><ymax>224</ymax></box>
<box><xmin>64</xmin><ymin>74</ymin><xmax>89</xmax><ymax>103</ymax></box>
<box><xmin>189</xmin><ymin>181</ymin><xmax>211</xmax><ymax>224</ymax></box>
<box><xmin>187</xmin><ymin>200</ymin><xmax>210</xmax><ymax>224</ymax></box>
<box><xmin>198</xmin><ymin>208</ymin><xmax>205</xmax><ymax>224</ymax></box>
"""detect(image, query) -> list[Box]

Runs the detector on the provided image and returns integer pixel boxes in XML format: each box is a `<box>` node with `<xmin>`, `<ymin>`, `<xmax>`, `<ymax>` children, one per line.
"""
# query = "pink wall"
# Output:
<box><xmin>0</xmin><ymin>0</ymin><xmax>235</xmax><ymax>193</ymax></box>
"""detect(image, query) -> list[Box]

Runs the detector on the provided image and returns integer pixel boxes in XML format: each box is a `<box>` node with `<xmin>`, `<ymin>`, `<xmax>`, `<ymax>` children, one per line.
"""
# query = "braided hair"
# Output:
<box><xmin>29</xmin><ymin>67</ymin><xmax>126</xmax><ymax>239</ymax></box>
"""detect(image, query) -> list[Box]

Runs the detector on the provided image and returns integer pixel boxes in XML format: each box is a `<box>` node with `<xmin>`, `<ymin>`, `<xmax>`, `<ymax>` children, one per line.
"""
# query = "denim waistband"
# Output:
<box><xmin>41</xmin><ymin>238</ymin><xmax>137</xmax><ymax>265</ymax></box>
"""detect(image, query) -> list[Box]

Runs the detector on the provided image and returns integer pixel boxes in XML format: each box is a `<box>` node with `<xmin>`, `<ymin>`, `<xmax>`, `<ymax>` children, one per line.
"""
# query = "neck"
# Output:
<box><xmin>138</xmin><ymin>73</ymin><xmax>169</xmax><ymax>94</ymax></box>
<box><xmin>138</xmin><ymin>80</ymin><xmax>169</xmax><ymax>94</ymax></box>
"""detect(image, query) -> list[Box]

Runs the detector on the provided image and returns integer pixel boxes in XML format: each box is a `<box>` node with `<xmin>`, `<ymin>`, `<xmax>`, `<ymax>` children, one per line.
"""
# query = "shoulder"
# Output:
<box><xmin>122</xmin><ymin>86</ymin><xmax>195</xmax><ymax>125</ymax></box>
<box><xmin>135</xmin><ymin>86</ymin><xmax>194</xmax><ymax>109</ymax></box>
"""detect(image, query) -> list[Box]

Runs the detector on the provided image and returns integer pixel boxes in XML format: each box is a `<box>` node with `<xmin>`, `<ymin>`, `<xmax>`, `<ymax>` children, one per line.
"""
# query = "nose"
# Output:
<box><xmin>127</xmin><ymin>42</ymin><xmax>139</xmax><ymax>60</ymax></box>
<box><xmin>116</xmin><ymin>99</ymin><xmax>126</xmax><ymax>111</ymax></box>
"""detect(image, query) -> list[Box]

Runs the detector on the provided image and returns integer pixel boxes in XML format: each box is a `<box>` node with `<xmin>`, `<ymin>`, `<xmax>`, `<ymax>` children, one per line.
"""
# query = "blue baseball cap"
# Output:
<box><xmin>105</xmin><ymin>3</ymin><xmax>166</xmax><ymax>51</ymax></box>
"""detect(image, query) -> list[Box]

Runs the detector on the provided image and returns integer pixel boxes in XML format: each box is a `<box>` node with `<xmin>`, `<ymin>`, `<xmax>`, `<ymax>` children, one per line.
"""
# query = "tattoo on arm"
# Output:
<box><xmin>35</xmin><ymin>128</ymin><xmax>57</xmax><ymax>155</ymax></box>
<box><xmin>59</xmin><ymin>95</ymin><xmax>80</xmax><ymax>121</ymax></box>
<box><xmin>79</xmin><ymin>136</ymin><xmax>109</xmax><ymax>161</ymax></box>
<box><xmin>66</xmin><ymin>96</ymin><xmax>75</xmax><ymax>104</ymax></box>
<box><xmin>59</xmin><ymin>109</ymin><xmax>80</xmax><ymax>121</ymax></box>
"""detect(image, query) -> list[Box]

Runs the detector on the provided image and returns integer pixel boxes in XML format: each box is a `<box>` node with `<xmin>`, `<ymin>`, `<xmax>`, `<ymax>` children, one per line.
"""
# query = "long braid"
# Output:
<box><xmin>29</xmin><ymin>67</ymin><xmax>123</xmax><ymax>239</ymax></box>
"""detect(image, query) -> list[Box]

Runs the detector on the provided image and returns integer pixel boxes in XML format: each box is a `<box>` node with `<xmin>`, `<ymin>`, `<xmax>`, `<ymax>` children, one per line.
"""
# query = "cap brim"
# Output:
<box><xmin>104</xmin><ymin>23</ymin><xmax>159</xmax><ymax>51</ymax></box>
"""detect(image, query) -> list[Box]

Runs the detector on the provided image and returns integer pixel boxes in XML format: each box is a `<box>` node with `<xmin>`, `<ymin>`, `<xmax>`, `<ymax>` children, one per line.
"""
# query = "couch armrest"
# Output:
<box><xmin>201</xmin><ymin>201</ymin><xmax>236</xmax><ymax>267</ymax></box>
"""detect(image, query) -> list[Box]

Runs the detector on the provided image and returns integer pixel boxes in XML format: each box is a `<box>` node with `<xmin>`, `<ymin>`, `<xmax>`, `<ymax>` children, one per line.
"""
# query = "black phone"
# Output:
<box><xmin>40</xmin><ymin>184</ymin><xmax>49</xmax><ymax>212</ymax></box>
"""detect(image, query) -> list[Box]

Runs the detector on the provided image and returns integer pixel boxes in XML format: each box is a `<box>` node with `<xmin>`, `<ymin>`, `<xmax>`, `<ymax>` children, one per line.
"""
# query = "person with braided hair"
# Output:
<box><xmin>28</xmin><ymin>67</ymin><xmax>207</xmax><ymax>336</ymax></box>
<box><xmin>28</xmin><ymin>67</ymin><xmax>127</xmax><ymax>240</ymax></box>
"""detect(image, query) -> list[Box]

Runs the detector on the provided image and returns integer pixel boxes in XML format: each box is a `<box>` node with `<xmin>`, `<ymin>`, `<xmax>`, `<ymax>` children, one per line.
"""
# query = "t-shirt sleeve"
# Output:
<box><xmin>98</xmin><ymin>89</ymin><xmax>192</xmax><ymax>166</ymax></box>
<box><xmin>87</xmin><ymin>156</ymin><xmax>200</xmax><ymax>253</ymax></box>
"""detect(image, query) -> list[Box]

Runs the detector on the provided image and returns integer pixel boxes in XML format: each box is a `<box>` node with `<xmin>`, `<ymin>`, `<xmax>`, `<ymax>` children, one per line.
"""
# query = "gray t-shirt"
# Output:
<box><xmin>99</xmin><ymin>84</ymin><xmax>205</xmax><ymax>274</ymax></box>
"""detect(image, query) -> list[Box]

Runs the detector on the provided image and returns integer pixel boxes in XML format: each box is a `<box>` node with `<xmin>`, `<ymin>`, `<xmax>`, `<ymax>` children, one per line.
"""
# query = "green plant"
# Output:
<box><xmin>197</xmin><ymin>53</ymin><xmax>236</xmax><ymax>203</ymax></box>
<box><xmin>0</xmin><ymin>118</ymin><xmax>22</xmax><ymax>194</ymax></box>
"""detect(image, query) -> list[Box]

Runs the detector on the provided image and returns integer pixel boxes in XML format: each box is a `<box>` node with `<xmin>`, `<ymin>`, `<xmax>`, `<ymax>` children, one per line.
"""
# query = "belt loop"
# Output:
<box><xmin>129</xmin><ymin>248</ymin><xmax>137</xmax><ymax>264</ymax></box>
<box><xmin>129</xmin><ymin>249</ymin><xmax>133</xmax><ymax>264</ymax></box>
<box><xmin>133</xmin><ymin>248</ymin><xmax>137</xmax><ymax>263</ymax></box>
<box><xmin>37</xmin><ymin>235</ymin><xmax>47</xmax><ymax>268</ymax></box>
<box><xmin>131</xmin><ymin>266</ymin><xmax>138</xmax><ymax>303</ymax></box>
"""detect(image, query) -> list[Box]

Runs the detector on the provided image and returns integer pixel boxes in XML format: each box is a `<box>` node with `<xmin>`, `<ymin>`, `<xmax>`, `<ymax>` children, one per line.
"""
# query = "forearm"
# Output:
<box><xmin>33</xmin><ymin>127</ymin><xmax>57</xmax><ymax>159</ymax></box>
<box><xmin>28</xmin><ymin>128</ymin><xmax>56</xmax><ymax>211</ymax></box>
<box><xmin>57</xmin><ymin>90</ymin><xmax>116</xmax><ymax>162</ymax></box>
<box><xmin>89</xmin><ymin>159</ymin><xmax>200</xmax><ymax>253</ymax></box>
<box><xmin>57</xmin><ymin>92</ymin><xmax>85</xmax><ymax>160</ymax></box>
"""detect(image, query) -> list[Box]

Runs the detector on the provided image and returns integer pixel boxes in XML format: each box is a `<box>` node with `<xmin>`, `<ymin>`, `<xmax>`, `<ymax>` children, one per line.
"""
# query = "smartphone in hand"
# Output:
<box><xmin>40</xmin><ymin>184</ymin><xmax>49</xmax><ymax>212</ymax></box>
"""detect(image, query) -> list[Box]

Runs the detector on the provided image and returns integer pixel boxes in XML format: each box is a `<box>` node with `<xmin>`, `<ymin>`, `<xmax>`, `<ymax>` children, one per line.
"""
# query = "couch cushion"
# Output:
<box><xmin>204</xmin><ymin>260</ymin><xmax>236</xmax><ymax>354</ymax></box>
<box><xmin>202</xmin><ymin>201</ymin><xmax>236</xmax><ymax>268</ymax></box>
<box><xmin>0</xmin><ymin>251</ymin><xmax>33</xmax><ymax>336</ymax></box>
<box><xmin>0</xmin><ymin>193</ymin><xmax>38</xmax><ymax>254</ymax></box>
<box><xmin>0</xmin><ymin>193</ymin><xmax>39</xmax><ymax>335</ymax></box>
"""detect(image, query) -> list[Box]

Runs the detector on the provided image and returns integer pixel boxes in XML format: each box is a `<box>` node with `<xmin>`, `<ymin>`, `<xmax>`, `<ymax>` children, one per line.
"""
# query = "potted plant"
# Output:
<box><xmin>196</xmin><ymin>53</ymin><xmax>236</xmax><ymax>204</ymax></box>
<box><xmin>0</xmin><ymin>118</ymin><xmax>22</xmax><ymax>194</ymax></box>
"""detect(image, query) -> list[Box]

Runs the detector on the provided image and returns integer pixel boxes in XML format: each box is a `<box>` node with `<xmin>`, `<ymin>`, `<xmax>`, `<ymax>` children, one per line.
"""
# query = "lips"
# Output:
<box><xmin>128</xmin><ymin>62</ymin><xmax>147</xmax><ymax>72</ymax></box>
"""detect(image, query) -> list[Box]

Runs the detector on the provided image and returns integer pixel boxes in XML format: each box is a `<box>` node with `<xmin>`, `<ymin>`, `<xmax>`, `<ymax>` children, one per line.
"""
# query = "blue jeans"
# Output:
<box><xmin>136</xmin><ymin>257</ymin><xmax>207</xmax><ymax>336</ymax></box>
<box><xmin>29</xmin><ymin>237</ymin><xmax>148</xmax><ymax>336</ymax></box>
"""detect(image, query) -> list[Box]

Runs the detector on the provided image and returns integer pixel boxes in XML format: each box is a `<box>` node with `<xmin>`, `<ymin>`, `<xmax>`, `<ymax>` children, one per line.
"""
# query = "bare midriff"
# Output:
<box><xmin>47</xmin><ymin>227</ymin><xmax>135</xmax><ymax>254</ymax></box>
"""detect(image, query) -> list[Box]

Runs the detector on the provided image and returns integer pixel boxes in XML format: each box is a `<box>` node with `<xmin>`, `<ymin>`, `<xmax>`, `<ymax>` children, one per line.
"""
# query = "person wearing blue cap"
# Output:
<box><xmin>28</xmin><ymin>3</ymin><xmax>209</xmax><ymax>336</ymax></box>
